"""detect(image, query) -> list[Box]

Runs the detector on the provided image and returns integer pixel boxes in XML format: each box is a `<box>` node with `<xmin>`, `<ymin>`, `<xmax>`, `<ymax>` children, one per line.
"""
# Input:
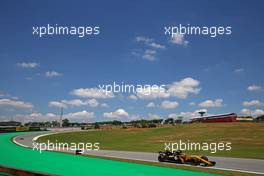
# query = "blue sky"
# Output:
<box><xmin>0</xmin><ymin>0</ymin><xmax>264</xmax><ymax>122</ymax></box>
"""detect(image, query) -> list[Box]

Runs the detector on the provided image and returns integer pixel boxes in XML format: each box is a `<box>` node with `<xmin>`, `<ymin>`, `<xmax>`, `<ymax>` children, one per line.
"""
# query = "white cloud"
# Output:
<box><xmin>146</xmin><ymin>102</ymin><xmax>156</xmax><ymax>108</ymax></box>
<box><xmin>135</xmin><ymin>36</ymin><xmax>165</xmax><ymax>61</ymax></box>
<box><xmin>146</xmin><ymin>100</ymin><xmax>179</xmax><ymax>109</ymax></box>
<box><xmin>149</xmin><ymin>42</ymin><xmax>166</xmax><ymax>49</ymax></box>
<box><xmin>136</xmin><ymin>86</ymin><xmax>170</xmax><ymax>100</ymax></box>
<box><xmin>128</xmin><ymin>114</ymin><xmax>142</xmax><ymax>121</ymax></box>
<box><xmin>248</xmin><ymin>85</ymin><xmax>262</xmax><ymax>92</ymax></box>
<box><xmin>135</xmin><ymin>77</ymin><xmax>200</xmax><ymax>100</ymax></box>
<box><xmin>167</xmin><ymin>113</ymin><xmax>186</xmax><ymax>120</ymax></box>
<box><xmin>189</xmin><ymin>102</ymin><xmax>196</xmax><ymax>106</ymax></box>
<box><xmin>0</xmin><ymin>93</ymin><xmax>18</xmax><ymax>100</ymax></box>
<box><xmin>48</xmin><ymin>101</ymin><xmax>67</xmax><ymax>108</ymax></box>
<box><xmin>101</xmin><ymin>103</ymin><xmax>109</xmax><ymax>108</ymax></box>
<box><xmin>64</xmin><ymin>111</ymin><xmax>95</xmax><ymax>120</ymax></box>
<box><xmin>168</xmin><ymin>109</ymin><xmax>209</xmax><ymax>122</ymax></box>
<box><xmin>17</xmin><ymin>62</ymin><xmax>39</xmax><ymax>68</ymax></box>
<box><xmin>253</xmin><ymin>109</ymin><xmax>264</xmax><ymax>116</ymax></box>
<box><xmin>49</xmin><ymin>99</ymin><xmax>101</xmax><ymax>108</ymax></box>
<box><xmin>167</xmin><ymin>113</ymin><xmax>178</xmax><ymax>119</ymax></box>
<box><xmin>148</xmin><ymin>113</ymin><xmax>162</xmax><ymax>119</ymax></box>
<box><xmin>14</xmin><ymin>112</ymin><xmax>57</xmax><ymax>122</ymax></box>
<box><xmin>61</xmin><ymin>99</ymin><xmax>87</xmax><ymax>107</ymax></box>
<box><xmin>242</xmin><ymin>100</ymin><xmax>264</xmax><ymax>107</ymax></box>
<box><xmin>45</xmin><ymin>71</ymin><xmax>63</xmax><ymax>77</ymax></box>
<box><xmin>161</xmin><ymin>100</ymin><xmax>179</xmax><ymax>109</ymax></box>
<box><xmin>71</xmin><ymin>88</ymin><xmax>114</xmax><ymax>99</ymax></box>
<box><xmin>170</xmin><ymin>33</ymin><xmax>188</xmax><ymax>46</ymax></box>
<box><xmin>199</xmin><ymin>99</ymin><xmax>223</xmax><ymax>108</ymax></box>
<box><xmin>167</xmin><ymin>77</ymin><xmax>200</xmax><ymax>99</ymax></box>
<box><xmin>0</xmin><ymin>98</ymin><xmax>33</xmax><ymax>109</ymax></box>
<box><xmin>142</xmin><ymin>49</ymin><xmax>157</xmax><ymax>61</ymax></box>
<box><xmin>128</xmin><ymin>94</ymin><xmax>138</xmax><ymax>100</ymax></box>
<box><xmin>14</xmin><ymin>111</ymin><xmax>94</xmax><ymax>122</ymax></box>
<box><xmin>103</xmin><ymin>108</ymin><xmax>129</xmax><ymax>119</ymax></box>
<box><xmin>136</xmin><ymin>36</ymin><xmax>153</xmax><ymax>43</ymax></box>
<box><xmin>240</xmin><ymin>109</ymin><xmax>264</xmax><ymax>117</ymax></box>
<box><xmin>136</xmin><ymin>36</ymin><xmax>165</xmax><ymax>49</ymax></box>
<box><xmin>85</xmin><ymin>99</ymin><xmax>100</xmax><ymax>107</ymax></box>
<box><xmin>234</xmin><ymin>68</ymin><xmax>244</xmax><ymax>73</ymax></box>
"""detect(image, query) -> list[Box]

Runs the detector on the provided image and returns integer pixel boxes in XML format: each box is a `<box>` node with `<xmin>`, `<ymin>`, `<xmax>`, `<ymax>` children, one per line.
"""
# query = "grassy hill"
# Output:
<box><xmin>38</xmin><ymin>123</ymin><xmax>264</xmax><ymax>159</ymax></box>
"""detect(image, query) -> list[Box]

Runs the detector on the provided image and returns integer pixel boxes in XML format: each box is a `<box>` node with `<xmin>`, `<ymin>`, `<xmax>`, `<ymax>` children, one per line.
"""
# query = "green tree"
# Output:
<box><xmin>62</xmin><ymin>119</ymin><xmax>70</xmax><ymax>127</ymax></box>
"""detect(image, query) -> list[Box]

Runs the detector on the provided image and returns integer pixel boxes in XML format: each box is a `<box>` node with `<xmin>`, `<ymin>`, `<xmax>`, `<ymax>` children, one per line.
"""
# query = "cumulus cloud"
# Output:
<box><xmin>189</xmin><ymin>102</ymin><xmax>196</xmax><ymax>106</ymax></box>
<box><xmin>161</xmin><ymin>100</ymin><xmax>179</xmax><ymax>109</ymax></box>
<box><xmin>168</xmin><ymin>109</ymin><xmax>208</xmax><ymax>122</ymax></box>
<box><xmin>63</xmin><ymin>99</ymin><xmax>99</xmax><ymax>107</ymax></box>
<box><xmin>170</xmin><ymin>33</ymin><xmax>188</xmax><ymax>46</ymax></box>
<box><xmin>248</xmin><ymin>85</ymin><xmax>262</xmax><ymax>92</ymax></box>
<box><xmin>199</xmin><ymin>99</ymin><xmax>223</xmax><ymax>108</ymax></box>
<box><xmin>128</xmin><ymin>94</ymin><xmax>138</xmax><ymax>100</ymax></box>
<box><xmin>61</xmin><ymin>99</ymin><xmax>88</xmax><ymax>107</ymax></box>
<box><xmin>142</xmin><ymin>49</ymin><xmax>157</xmax><ymax>61</ymax></box>
<box><xmin>135</xmin><ymin>36</ymin><xmax>165</xmax><ymax>49</ymax></box>
<box><xmin>64</xmin><ymin>111</ymin><xmax>95</xmax><ymax>120</ymax></box>
<box><xmin>136</xmin><ymin>86</ymin><xmax>169</xmax><ymax>100</ymax></box>
<box><xmin>146</xmin><ymin>102</ymin><xmax>156</xmax><ymax>108</ymax></box>
<box><xmin>85</xmin><ymin>99</ymin><xmax>100</xmax><ymax>107</ymax></box>
<box><xmin>15</xmin><ymin>111</ymin><xmax>95</xmax><ymax>122</ymax></box>
<box><xmin>0</xmin><ymin>93</ymin><xmax>18</xmax><ymax>100</ymax></box>
<box><xmin>136</xmin><ymin>36</ymin><xmax>153</xmax><ymax>43</ymax></box>
<box><xmin>15</xmin><ymin>112</ymin><xmax>57</xmax><ymax>122</ymax></box>
<box><xmin>242</xmin><ymin>100</ymin><xmax>264</xmax><ymax>107</ymax></box>
<box><xmin>134</xmin><ymin>36</ymin><xmax>165</xmax><ymax>61</ymax></box>
<box><xmin>148</xmin><ymin>113</ymin><xmax>162</xmax><ymax>119</ymax></box>
<box><xmin>149</xmin><ymin>42</ymin><xmax>166</xmax><ymax>49</ymax></box>
<box><xmin>0</xmin><ymin>98</ymin><xmax>33</xmax><ymax>109</ymax></box>
<box><xmin>45</xmin><ymin>71</ymin><xmax>63</xmax><ymax>77</ymax></box>
<box><xmin>49</xmin><ymin>99</ymin><xmax>102</xmax><ymax>108</ymax></box>
<box><xmin>167</xmin><ymin>112</ymin><xmax>194</xmax><ymax>122</ymax></box>
<box><xmin>240</xmin><ymin>109</ymin><xmax>264</xmax><ymax>117</ymax></box>
<box><xmin>127</xmin><ymin>114</ymin><xmax>142</xmax><ymax>121</ymax></box>
<box><xmin>71</xmin><ymin>88</ymin><xmax>114</xmax><ymax>99</ymax></box>
<box><xmin>17</xmin><ymin>62</ymin><xmax>39</xmax><ymax>68</ymax></box>
<box><xmin>48</xmin><ymin>101</ymin><xmax>67</xmax><ymax>108</ymax></box>
<box><xmin>146</xmin><ymin>100</ymin><xmax>179</xmax><ymax>109</ymax></box>
<box><xmin>101</xmin><ymin>103</ymin><xmax>109</xmax><ymax>108</ymax></box>
<box><xmin>167</xmin><ymin>77</ymin><xmax>200</xmax><ymax>99</ymax></box>
<box><xmin>167</xmin><ymin>113</ymin><xmax>186</xmax><ymax>120</ymax></box>
<box><xmin>103</xmin><ymin>108</ymin><xmax>129</xmax><ymax>119</ymax></box>
<box><xmin>135</xmin><ymin>77</ymin><xmax>200</xmax><ymax>100</ymax></box>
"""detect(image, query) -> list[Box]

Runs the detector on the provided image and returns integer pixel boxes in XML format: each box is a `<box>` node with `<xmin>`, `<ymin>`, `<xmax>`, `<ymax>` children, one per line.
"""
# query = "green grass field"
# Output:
<box><xmin>39</xmin><ymin>123</ymin><xmax>264</xmax><ymax>159</ymax></box>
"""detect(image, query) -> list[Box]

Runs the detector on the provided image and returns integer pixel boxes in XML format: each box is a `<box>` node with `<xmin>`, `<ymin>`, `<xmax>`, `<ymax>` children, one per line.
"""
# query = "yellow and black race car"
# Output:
<box><xmin>158</xmin><ymin>150</ymin><xmax>216</xmax><ymax>167</ymax></box>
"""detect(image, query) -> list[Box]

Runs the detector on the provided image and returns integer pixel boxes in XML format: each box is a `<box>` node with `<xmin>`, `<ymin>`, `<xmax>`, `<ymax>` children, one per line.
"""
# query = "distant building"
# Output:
<box><xmin>191</xmin><ymin>113</ymin><xmax>237</xmax><ymax>123</ymax></box>
<box><xmin>0</xmin><ymin>121</ymin><xmax>21</xmax><ymax>126</ymax></box>
<box><xmin>236</xmin><ymin>117</ymin><xmax>254</xmax><ymax>122</ymax></box>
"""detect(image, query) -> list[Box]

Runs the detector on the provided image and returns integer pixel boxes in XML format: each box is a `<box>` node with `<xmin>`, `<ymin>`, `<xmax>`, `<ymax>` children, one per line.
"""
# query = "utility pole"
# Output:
<box><xmin>60</xmin><ymin>107</ymin><xmax>63</xmax><ymax>128</ymax></box>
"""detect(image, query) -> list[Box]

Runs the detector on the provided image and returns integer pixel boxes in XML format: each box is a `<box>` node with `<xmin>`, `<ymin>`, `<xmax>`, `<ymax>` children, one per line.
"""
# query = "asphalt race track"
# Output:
<box><xmin>0</xmin><ymin>132</ymin><xmax>216</xmax><ymax>176</ymax></box>
<box><xmin>12</xmin><ymin>131</ymin><xmax>264</xmax><ymax>175</ymax></box>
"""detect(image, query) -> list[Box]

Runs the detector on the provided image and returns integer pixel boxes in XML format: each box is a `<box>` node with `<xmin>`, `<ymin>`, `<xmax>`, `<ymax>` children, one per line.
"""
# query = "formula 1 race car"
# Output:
<box><xmin>158</xmin><ymin>150</ymin><xmax>216</xmax><ymax>167</ymax></box>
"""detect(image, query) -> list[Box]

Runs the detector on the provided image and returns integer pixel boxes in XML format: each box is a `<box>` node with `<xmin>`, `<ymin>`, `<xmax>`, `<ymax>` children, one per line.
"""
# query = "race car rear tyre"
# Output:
<box><xmin>158</xmin><ymin>156</ymin><xmax>164</xmax><ymax>162</ymax></box>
